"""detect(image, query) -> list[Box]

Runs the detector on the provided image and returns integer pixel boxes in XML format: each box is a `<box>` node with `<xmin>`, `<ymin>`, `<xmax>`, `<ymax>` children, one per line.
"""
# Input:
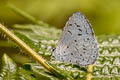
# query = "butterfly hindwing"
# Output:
<box><xmin>52</xmin><ymin>12</ymin><xmax>99</xmax><ymax>66</ymax></box>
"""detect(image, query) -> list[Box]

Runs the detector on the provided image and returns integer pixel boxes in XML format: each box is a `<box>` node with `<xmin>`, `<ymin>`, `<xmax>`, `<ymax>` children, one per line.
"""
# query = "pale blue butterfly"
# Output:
<box><xmin>52</xmin><ymin>12</ymin><xmax>99</xmax><ymax>66</ymax></box>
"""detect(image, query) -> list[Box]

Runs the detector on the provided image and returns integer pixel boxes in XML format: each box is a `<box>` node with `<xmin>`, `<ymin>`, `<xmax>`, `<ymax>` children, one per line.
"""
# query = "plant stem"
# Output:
<box><xmin>0</xmin><ymin>24</ymin><xmax>68</xmax><ymax>79</ymax></box>
<box><xmin>0</xmin><ymin>24</ymin><xmax>49</xmax><ymax>69</ymax></box>
<box><xmin>86</xmin><ymin>65</ymin><xmax>94</xmax><ymax>80</ymax></box>
<box><xmin>7</xmin><ymin>2</ymin><xmax>48</xmax><ymax>27</ymax></box>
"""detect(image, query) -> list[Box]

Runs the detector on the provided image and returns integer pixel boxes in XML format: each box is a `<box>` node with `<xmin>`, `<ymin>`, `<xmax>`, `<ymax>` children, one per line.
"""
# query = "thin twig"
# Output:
<box><xmin>86</xmin><ymin>65</ymin><xmax>94</xmax><ymax>80</ymax></box>
<box><xmin>0</xmin><ymin>24</ymin><xmax>50</xmax><ymax>70</ymax></box>
<box><xmin>0</xmin><ymin>24</ymin><xmax>71</xmax><ymax>79</ymax></box>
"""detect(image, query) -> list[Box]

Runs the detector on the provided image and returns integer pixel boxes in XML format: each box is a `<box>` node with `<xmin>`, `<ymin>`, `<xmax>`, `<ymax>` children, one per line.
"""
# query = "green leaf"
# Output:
<box><xmin>17</xmin><ymin>67</ymin><xmax>36</xmax><ymax>80</ymax></box>
<box><xmin>0</xmin><ymin>23</ymin><xmax>120</xmax><ymax>80</ymax></box>
<box><xmin>12</xmin><ymin>24</ymin><xmax>61</xmax><ymax>57</ymax></box>
<box><xmin>22</xmin><ymin>62</ymin><xmax>87</xmax><ymax>80</ymax></box>
<box><xmin>93</xmin><ymin>35</ymin><xmax>120</xmax><ymax>79</ymax></box>
<box><xmin>12</xmin><ymin>24</ymin><xmax>61</xmax><ymax>40</ymax></box>
<box><xmin>23</xmin><ymin>63</ymin><xmax>59</xmax><ymax>80</ymax></box>
<box><xmin>13</xmin><ymin>26</ymin><xmax>120</xmax><ymax>79</ymax></box>
<box><xmin>0</xmin><ymin>54</ymin><xmax>17</xmax><ymax>80</ymax></box>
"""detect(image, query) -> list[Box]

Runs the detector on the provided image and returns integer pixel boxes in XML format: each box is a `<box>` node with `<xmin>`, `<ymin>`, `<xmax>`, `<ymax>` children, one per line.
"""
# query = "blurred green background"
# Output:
<box><xmin>0</xmin><ymin>0</ymin><xmax>120</xmax><ymax>35</ymax></box>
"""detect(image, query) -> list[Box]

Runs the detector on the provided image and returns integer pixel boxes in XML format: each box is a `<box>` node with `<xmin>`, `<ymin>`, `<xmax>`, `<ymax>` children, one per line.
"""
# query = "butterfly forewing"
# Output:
<box><xmin>52</xmin><ymin>12</ymin><xmax>99</xmax><ymax>66</ymax></box>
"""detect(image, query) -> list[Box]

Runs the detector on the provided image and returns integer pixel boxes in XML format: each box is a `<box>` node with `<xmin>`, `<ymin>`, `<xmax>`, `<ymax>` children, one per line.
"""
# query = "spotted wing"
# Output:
<box><xmin>52</xmin><ymin>12</ymin><xmax>99</xmax><ymax>66</ymax></box>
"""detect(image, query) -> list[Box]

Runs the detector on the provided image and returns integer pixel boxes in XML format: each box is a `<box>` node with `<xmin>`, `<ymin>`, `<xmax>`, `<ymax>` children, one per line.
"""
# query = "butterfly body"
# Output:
<box><xmin>52</xmin><ymin>12</ymin><xmax>99</xmax><ymax>66</ymax></box>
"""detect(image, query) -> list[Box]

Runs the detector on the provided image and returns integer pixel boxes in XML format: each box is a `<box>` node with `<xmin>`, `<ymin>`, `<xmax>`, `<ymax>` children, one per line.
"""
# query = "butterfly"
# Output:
<box><xmin>52</xmin><ymin>12</ymin><xmax>99</xmax><ymax>66</ymax></box>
